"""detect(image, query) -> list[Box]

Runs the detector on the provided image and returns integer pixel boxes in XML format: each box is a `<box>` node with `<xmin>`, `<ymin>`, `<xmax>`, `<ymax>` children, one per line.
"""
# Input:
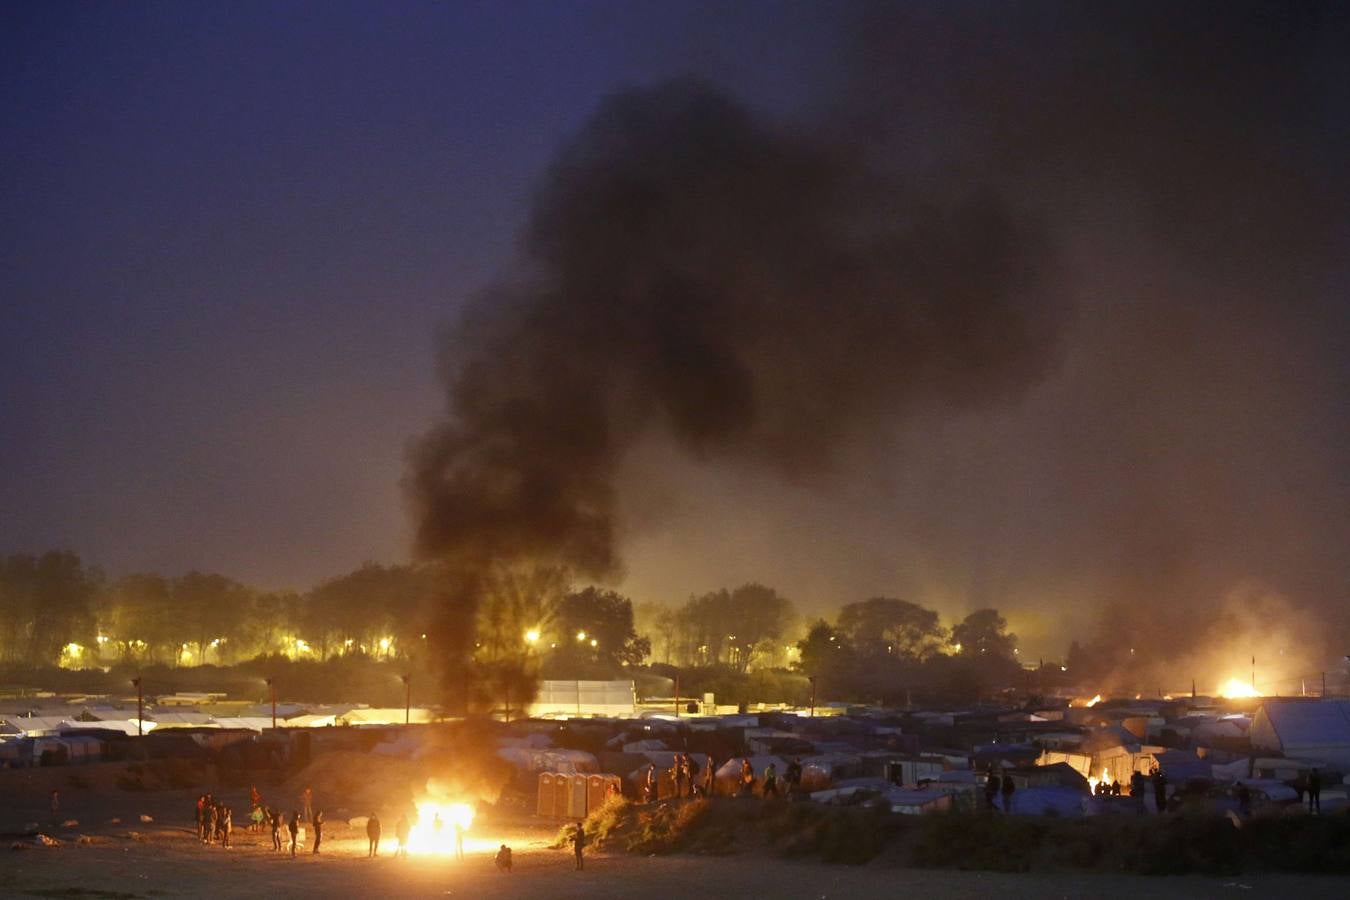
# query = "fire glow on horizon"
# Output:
<box><xmin>1217</xmin><ymin>678</ymin><xmax>1261</xmax><ymax>700</ymax></box>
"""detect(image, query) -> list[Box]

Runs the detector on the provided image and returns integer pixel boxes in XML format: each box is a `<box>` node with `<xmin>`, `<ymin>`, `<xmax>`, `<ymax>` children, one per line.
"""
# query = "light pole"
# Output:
<box><xmin>401</xmin><ymin>674</ymin><xmax>411</xmax><ymax>726</ymax></box>
<box><xmin>265</xmin><ymin>677</ymin><xmax>276</xmax><ymax>729</ymax></box>
<box><xmin>131</xmin><ymin>677</ymin><xmax>143</xmax><ymax>736</ymax></box>
<box><xmin>674</xmin><ymin>672</ymin><xmax>681</xmax><ymax>718</ymax></box>
<box><xmin>808</xmin><ymin>675</ymin><xmax>817</xmax><ymax>718</ymax></box>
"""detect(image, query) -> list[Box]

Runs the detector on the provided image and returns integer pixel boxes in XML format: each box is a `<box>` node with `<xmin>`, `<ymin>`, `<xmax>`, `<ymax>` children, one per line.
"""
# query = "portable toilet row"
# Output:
<box><xmin>537</xmin><ymin>772</ymin><xmax>622</xmax><ymax>819</ymax></box>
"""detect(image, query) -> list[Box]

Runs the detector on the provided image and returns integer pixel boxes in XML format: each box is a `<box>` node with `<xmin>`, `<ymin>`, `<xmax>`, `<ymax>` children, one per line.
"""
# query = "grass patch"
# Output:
<box><xmin>26</xmin><ymin>889</ymin><xmax>144</xmax><ymax>899</ymax></box>
<box><xmin>568</xmin><ymin>799</ymin><xmax>1350</xmax><ymax>875</ymax></box>
<box><xmin>560</xmin><ymin>797</ymin><xmax>894</xmax><ymax>863</ymax></box>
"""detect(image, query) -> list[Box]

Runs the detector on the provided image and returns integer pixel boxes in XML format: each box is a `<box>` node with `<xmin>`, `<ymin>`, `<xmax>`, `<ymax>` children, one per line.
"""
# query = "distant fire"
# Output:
<box><xmin>1086</xmin><ymin>694</ymin><xmax>1102</xmax><ymax>707</ymax></box>
<box><xmin>1217</xmin><ymin>678</ymin><xmax>1260</xmax><ymax>699</ymax></box>
<box><xmin>405</xmin><ymin>800</ymin><xmax>475</xmax><ymax>855</ymax></box>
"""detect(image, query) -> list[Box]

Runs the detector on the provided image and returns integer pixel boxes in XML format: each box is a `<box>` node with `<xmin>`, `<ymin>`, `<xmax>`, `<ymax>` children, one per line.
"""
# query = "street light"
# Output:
<box><xmin>131</xmin><ymin>677</ymin><xmax>143</xmax><ymax>736</ymax></box>
<box><xmin>265</xmin><ymin>677</ymin><xmax>277</xmax><ymax>729</ymax></box>
<box><xmin>400</xmin><ymin>674</ymin><xmax>411</xmax><ymax>726</ymax></box>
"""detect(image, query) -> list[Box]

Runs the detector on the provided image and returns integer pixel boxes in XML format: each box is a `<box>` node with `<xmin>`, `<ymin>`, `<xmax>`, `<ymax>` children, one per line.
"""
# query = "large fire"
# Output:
<box><xmin>1217</xmin><ymin>678</ymin><xmax>1260</xmax><ymax>699</ymax></box>
<box><xmin>405</xmin><ymin>800</ymin><xmax>475</xmax><ymax>855</ymax></box>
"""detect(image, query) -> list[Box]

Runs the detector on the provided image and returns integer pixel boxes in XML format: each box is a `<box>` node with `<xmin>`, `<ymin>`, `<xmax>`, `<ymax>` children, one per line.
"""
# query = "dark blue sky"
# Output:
<box><xmin>0</xmin><ymin>1</ymin><xmax>832</xmax><ymax>585</ymax></box>
<box><xmin>3</xmin><ymin>2</ymin><xmax>1347</xmax><ymax>670</ymax></box>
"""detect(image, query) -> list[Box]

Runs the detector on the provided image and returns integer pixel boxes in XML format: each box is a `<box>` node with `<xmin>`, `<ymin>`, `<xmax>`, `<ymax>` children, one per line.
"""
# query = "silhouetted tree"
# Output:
<box><xmin>951</xmin><ymin>608</ymin><xmax>1017</xmax><ymax>659</ymax></box>
<box><xmin>837</xmin><ymin>596</ymin><xmax>946</xmax><ymax>661</ymax></box>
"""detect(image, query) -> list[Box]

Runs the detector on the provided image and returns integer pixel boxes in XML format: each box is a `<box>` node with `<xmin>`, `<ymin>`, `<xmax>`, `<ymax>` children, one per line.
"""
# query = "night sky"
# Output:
<box><xmin>3</xmin><ymin>2</ymin><xmax>1348</xmax><ymax>668</ymax></box>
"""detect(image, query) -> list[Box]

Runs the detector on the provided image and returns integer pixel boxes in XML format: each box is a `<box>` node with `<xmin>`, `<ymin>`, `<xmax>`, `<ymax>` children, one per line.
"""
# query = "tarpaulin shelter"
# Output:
<box><xmin>1249</xmin><ymin>700</ymin><xmax>1350</xmax><ymax>769</ymax></box>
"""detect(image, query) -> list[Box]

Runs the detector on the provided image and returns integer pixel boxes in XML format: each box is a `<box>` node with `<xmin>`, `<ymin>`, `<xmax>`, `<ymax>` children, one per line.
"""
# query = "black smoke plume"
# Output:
<box><xmin>407</xmin><ymin>79</ymin><xmax>1068</xmax><ymax>579</ymax></box>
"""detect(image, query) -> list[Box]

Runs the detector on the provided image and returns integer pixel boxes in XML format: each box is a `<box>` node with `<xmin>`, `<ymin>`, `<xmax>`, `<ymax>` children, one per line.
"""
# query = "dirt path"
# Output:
<box><xmin>5</xmin><ymin>768</ymin><xmax>1347</xmax><ymax>899</ymax></box>
<box><xmin>8</xmin><ymin>821</ymin><xmax>1350</xmax><ymax>900</ymax></box>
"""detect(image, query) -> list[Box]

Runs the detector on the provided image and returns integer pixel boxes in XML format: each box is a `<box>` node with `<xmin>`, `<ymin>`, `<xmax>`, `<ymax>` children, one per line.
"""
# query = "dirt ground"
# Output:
<box><xmin>4</xmin><ymin>764</ymin><xmax>1349</xmax><ymax>899</ymax></box>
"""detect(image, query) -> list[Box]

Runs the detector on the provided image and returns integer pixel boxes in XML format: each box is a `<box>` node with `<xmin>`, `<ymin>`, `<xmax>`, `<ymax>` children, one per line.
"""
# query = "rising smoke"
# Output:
<box><xmin>407</xmin><ymin>78</ymin><xmax>1069</xmax><ymax>579</ymax></box>
<box><xmin>409</xmin><ymin>3</ymin><xmax>1350</xmax><ymax>688</ymax></box>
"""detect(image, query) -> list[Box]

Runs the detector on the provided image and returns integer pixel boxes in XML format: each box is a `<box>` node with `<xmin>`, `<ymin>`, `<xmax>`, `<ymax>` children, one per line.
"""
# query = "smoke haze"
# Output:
<box><xmin>407</xmin><ymin>79</ymin><xmax>1070</xmax><ymax>576</ymax></box>
<box><xmin>407</xmin><ymin>2</ymin><xmax>1350</xmax><ymax>686</ymax></box>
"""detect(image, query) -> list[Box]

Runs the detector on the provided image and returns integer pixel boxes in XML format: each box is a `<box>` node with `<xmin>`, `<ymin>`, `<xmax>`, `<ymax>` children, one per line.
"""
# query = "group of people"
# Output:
<box><xmin>982</xmin><ymin>768</ymin><xmax>1018</xmax><ymax>812</ymax></box>
<box><xmin>193</xmin><ymin>788</ymin><xmax>323</xmax><ymax>856</ymax></box>
<box><xmin>637</xmin><ymin>753</ymin><xmax>806</xmax><ymax>802</ymax></box>
<box><xmin>1093</xmin><ymin>779</ymin><xmax>1123</xmax><ymax>797</ymax></box>
<box><xmin>1295</xmin><ymin>768</ymin><xmax>1324</xmax><ymax>813</ymax></box>
<box><xmin>1127</xmin><ymin>768</ymin><xmax>1170</xmax><ymax>813</ymax></box>
<box><xmin>194</xmin><ymin>793</ymin><xmax>234</xmax><ymax>847</ymax></box>
<box><xmin>364</xmin><ymin>811</ymin><xmax>414</xmax><ymax>858</ymax></box>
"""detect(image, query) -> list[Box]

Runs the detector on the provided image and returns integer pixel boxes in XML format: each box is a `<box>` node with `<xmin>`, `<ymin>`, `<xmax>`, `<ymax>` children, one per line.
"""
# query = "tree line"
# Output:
<box><xmin>0</xmin><ymin>551</ymin><xmax>653</xmax><ymax>675</ymax></box>
<box><xmin>2</xmin><ymin>549</ymin><xmax>1034</xmax><ymax>708</ymax></box>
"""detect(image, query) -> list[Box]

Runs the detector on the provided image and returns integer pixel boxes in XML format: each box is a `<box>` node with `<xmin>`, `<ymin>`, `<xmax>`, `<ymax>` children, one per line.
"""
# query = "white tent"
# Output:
<box><xmin>73</xmin><ymin>719</ymin><xmax>142</xmax><ymax>735</ymax></box>
<box><xmin>496</xmin><ymin>746</ymin><xmax>596</xmax><ymax>775</ymax></box>
<box><xmin>339</xmin><ymin>707</ymin><xmax>435</xmax><ymax>726</ymax></box>
<box><xmin>1249</xmin><ymin>700</ymin><xmax>1350</xmax><ymax>768</ymax></box>
<box><xmin>220</xmin><ymin>717</ymin><xmax>276</xmax><ymax>731</ymax></box>
<box><xmin>286</xmin><ymin>714</ymin><xmax>337</xmax><ymax>728</ymax></box>
<box><xmin>149</xmin><ymin>712</ymin><xmax>217</xmax><ymax>728</ymax></box>
<box><xmin>0</xmin><ymin>716</ymin><xmax>67</xmax><ymax>736</ymax></box>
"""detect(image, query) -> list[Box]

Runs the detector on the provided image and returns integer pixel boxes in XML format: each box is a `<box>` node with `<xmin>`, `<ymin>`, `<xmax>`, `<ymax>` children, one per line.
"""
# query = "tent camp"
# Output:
<box><xmin>1249</xmin><ymin>700</ymin><xmax>1350</xmax><ymax>769</ymax></box>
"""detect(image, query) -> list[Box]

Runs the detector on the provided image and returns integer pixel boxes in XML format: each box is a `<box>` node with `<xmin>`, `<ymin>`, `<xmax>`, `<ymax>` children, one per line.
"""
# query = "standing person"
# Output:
<box><xmin>673</xmin><ymin>754</ymin><xmax>687</xmax><ymax>798</ymax></box>
<box><xmin>762</xmin><ymin>763</ymin><xmax>779</xmax><ymax>799</ymax></box>
<box><xmin>206</xmin><ymin>804</ymin><xmax>218</xmax><ymax>845</ymax></box>
<box><xmin>1130</xmin><ymin>770</ymin><xmax>1147</xmax><ymax>814</ymax></box>
<box><xmin>395</xmin><ymin>813</ymin><xmax>410</xmax><ymax>858</ymax></box>
<box><xmin>983</xmin><ymin>771</ymin><xmax>1000</xmax><ymax>811</ymax></box>
<box><xmin>704</xmin><ymin>757</ymin><xmax>716</xmax><ymax>797</ymax></box>
<box><xmin>495</xmin><ymin>844</ymin><xmax>512</xmax><ymax>872</ymax></box>
<box><xmin>570</xmin><ymin>822</ymin><xmax>585</xmax><ymax>871</ymax></box>
<box><xmin>367</xmin><ymin>812</ymin><xmax>381</xmax><ymax>858</ymax></box>
<box><xmin>288</xmin><ymin>810</ymin><xmax>299</xmax><ymax>857</ymax></box>
<box><xmin>301</xmin><ymin>786</ymin><xmax>314</xmax><ymax>823</ymax></box>
<box><xmin>270</xmin><ymin>808</ymin><xmax>283</xmax><ymax>851</ymax></box>
<box><xmin>643</xmin><ymin>764</ymin><xmax>657</xmax><ymax>803</ymax></box>
<box><xmin>195</xmin><ymin>794</ymin><xmax>206</xmax><ymax>841</ymax></box>
<box><xmin>740</xmin><ymin>759</ymin><xmax>755</xmax><ymax>797</ymax></box>
<box><xmin>1236</xmin><ymin>782</ymin><xmax>1252</xmax><ymax>817</ymax></box>
<box><xmin>311</xmin><ymin>809</ymin><xmax>324</xmax><ymax>854</ymax></box>
<box><xmin>1151</xmin><ymin>768</ymin><xmax>1168</xmax><ymax>814</ymax></box>
<box><xmin>453</xmin><ymin>820</ymin><xmax>464</xmax><ymax>861</ymax></box>
<box><xmin>1308</xmin><ymin>768</ymin><xmax>1322</xmax><ymax>814</ymax></box>
<box><xmin>786</xmin><ymin>757</ymin><xmax>802</xmax><ymax>794</ymax></box>
<box><xmin>221</xmin><ymin>806</ymin><xmax>233</xmax><ymax>849</ymax></box>
<box><xmin>687</xmin><ymin>754</ymin><xmax>701</xmax><ymax>796</ymax></box>
<box><xmin>1000</xmin><ymin>772</ymin><xmax>1016</xmax><ymax>813</ymax></box>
